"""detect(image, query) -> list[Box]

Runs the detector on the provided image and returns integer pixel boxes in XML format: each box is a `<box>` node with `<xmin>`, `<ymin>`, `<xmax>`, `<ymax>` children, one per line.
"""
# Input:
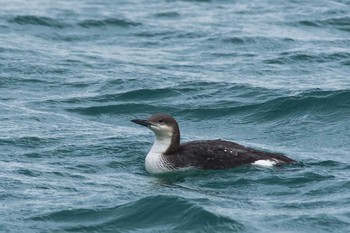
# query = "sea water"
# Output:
<box><xmin>1</xmin><ymin>0</ymin><xmax>350</xmax><ymax>232</ymax></box>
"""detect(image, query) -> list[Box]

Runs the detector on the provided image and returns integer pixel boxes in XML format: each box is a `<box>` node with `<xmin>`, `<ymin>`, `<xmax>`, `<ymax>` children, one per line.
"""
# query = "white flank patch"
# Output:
<box><xmin>252</xmin><ymin>159</ymin><xmax>278</xmax><ymax>167</ymax></box>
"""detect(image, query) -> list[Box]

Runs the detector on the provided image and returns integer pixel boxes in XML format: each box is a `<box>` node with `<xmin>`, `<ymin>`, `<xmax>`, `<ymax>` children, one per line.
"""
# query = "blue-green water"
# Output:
<box><xmin>1</xmin><ymin>0</ymin><xmax>350</xmax><ymax>232</ymax></box>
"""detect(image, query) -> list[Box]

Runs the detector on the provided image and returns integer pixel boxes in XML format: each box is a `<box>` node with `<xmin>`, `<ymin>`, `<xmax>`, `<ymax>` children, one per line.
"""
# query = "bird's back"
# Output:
<box><xmin>167</xmin><ymin>139</ymin><xmax>295</xmax><ymax>169</ymax></box>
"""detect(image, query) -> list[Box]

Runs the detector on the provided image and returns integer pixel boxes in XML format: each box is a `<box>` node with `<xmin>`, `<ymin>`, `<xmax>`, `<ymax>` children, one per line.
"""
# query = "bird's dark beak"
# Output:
<box><xmin>131</xmin><ymin>119</ymin><xmax>152</xmax><ymax>128</ymax></box>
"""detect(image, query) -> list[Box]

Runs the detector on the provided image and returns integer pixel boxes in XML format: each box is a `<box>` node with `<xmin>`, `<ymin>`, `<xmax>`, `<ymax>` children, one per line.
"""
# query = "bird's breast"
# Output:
<box><xmin>145</xmin><ymin>151</ymin><xmax>172</xmax><ymax>174</ymax></box>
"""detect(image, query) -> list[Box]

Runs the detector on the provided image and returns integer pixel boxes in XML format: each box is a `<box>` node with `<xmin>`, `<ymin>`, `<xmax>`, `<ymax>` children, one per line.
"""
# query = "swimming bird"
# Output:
<box><xmin>131</xmin><ymin>113</ymin><xmax>295</xmax><ymax>174</ymax></box>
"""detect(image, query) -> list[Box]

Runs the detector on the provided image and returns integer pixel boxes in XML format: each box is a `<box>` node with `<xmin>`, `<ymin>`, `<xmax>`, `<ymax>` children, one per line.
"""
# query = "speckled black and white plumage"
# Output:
<box><xmin>132</xmin><ymin>113</ymin><xmax>295</xmax><ymax>174</ymax></box>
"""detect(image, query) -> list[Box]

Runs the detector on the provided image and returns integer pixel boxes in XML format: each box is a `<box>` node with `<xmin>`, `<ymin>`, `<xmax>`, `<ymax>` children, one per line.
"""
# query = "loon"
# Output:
<box><xmin>131</xmin><ymin>113</ymin><xmax>295</xmax><ymax>174</ymax></box>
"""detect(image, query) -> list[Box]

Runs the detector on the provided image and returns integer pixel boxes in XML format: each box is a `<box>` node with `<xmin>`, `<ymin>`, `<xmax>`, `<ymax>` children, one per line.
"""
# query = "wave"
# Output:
<box><xmin>154</xmin><ymin>12</ymin><xmax>180</xmax><ymax>18</ymax></box>
<box><xmin>251</xmin><ymin>89</ymin><xmax>350</xmax><ymax>121</ymax></box>
<box><xmin>0</xmin><ymin>136</ymin><xmax>57</xmax><ymax>148</ymax></box>
<box><xmin>220</xmin><ymin>36</ymin><xmax>293</xmax><ymax>48</ymax></box>
<box><xmin>177</xmin><ymin>89</ymin><xmax>350</xmax><ymax>122</ymax></box>
<box><xmin>9</xmin><ymin>15</ymin><xmax>67</xmax><ymax>28</ymax></box>
<box><xmin>221</xmin><ymin>36</ymin><xmax>282</xmax><ymax>45</ymax></box>
<box><xmin>78</xmin><ymin>18</ymin><xmax>141</xmax><ymax>28</ymax></box>
<box><xmin>278</xmin><ymin>214</ymin><xmax>350</xmax><ymax>232</ymax></box>
<box><xmin>31</xmin><ymin>195</ymin><xmax>243</xmax><ymax>232</ymax></box>
<box><xmin>264</xmin><ymin>51</ymin><xmax>350</xmax><ymax>64</ymax></box>
<box><xmin>39</xmin><ymin>83</ymin><xmax>349</xmax><ymax>123</ymax></box>
<box><xmin>8</xmin><ymin>15</ymin><xmax>141</xmax><ymax>29</ymax></box>
<box><xmin>297</xmin><ymin>16</ymin><xmax>350</xmax><ymax>32</ymax></box>
<box><xmin>67</xmin><ymin>103</ymin><xmax>178</xmax><ymax>116</ymax></box>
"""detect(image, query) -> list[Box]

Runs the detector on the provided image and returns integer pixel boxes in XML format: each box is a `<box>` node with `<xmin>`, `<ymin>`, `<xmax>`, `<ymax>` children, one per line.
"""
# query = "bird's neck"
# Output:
<box><xmin>150</xmin><ymin>128</ymin><xmax>180</xmax><ymax>156</ymax></box>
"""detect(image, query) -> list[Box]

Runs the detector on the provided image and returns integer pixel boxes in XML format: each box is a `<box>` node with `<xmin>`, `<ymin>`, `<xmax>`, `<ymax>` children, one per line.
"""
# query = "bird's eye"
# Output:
<box><xmin>158</xmin><ymin>119</ymin><xmax>164</xmax><ymax>124</ymax></box>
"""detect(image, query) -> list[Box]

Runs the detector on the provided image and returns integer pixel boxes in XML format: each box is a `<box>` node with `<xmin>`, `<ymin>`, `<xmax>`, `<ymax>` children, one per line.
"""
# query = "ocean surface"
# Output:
<box><xmin>1</xmin><ymin>0</ymin><xmax>350</xmax><ymax>232</ymax></box>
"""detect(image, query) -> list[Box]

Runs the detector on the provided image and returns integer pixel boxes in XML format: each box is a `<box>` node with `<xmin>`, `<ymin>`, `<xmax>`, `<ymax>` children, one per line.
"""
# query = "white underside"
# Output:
<box><xmin>251</xmin><ymin>159</ymin><xmax>278</xmax><ymax>167</ymax></box>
